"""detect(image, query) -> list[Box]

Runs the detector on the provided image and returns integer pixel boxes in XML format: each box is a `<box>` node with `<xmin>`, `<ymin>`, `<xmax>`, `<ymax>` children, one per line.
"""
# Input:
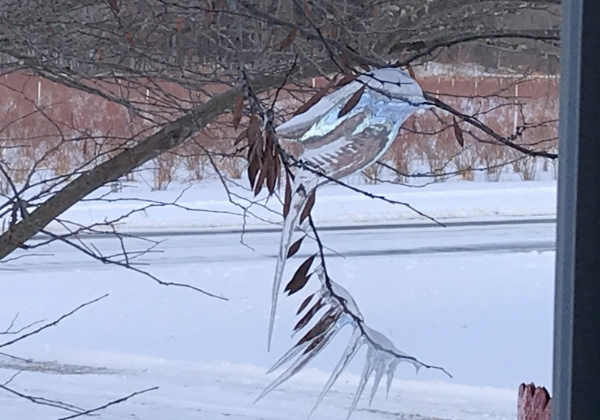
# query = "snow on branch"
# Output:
<box><xmin>238</xmin><ymin>67</ymin><xmax>451</xmax><ymax>417</ymax></box>
<box><xmin>255</xmin><ymin>215</ymin><xmax>451</xmax><ymax>419</ymax></box>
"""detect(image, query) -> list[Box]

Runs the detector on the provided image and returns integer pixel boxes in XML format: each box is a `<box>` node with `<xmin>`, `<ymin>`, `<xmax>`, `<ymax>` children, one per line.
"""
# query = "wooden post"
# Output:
<box><xmin>518</xmin><ymin>383</ymin><xmax>551</xmax><ymax>420</ymax></box>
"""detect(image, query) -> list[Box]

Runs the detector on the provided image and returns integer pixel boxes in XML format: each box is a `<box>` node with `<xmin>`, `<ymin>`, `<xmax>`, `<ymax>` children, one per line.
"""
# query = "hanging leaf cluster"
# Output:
<box><xmin>257</xmin><ymin>257</ymin><xmax>452</xmax><ymax>419</ymax></box>
<box><xmin>235</xmin><ymin>111</ymin><xmax>282</xmax><ymax>196</ymax></box>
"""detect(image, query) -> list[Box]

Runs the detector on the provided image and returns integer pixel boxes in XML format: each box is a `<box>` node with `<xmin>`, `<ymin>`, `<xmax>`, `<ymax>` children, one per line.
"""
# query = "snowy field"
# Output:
<box><xmin>0</xmin><ymin>180</ymin><xmax>556</xmax><ymax>419</ymax></box>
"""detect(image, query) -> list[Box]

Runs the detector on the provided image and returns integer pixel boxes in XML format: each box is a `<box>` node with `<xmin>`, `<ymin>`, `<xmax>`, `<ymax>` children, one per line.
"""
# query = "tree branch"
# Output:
<box><xmin>0</xmin><ymin>73</ymin><xmax>286</xmax><ymax>259</ymax></box>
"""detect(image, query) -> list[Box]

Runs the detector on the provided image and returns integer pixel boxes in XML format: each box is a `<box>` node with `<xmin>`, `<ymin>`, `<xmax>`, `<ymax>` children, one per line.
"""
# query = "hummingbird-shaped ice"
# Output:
<box><xmin>267</xmin><ymin>67</ymin><xmax>431</xmax><ymax>350</ymax></box>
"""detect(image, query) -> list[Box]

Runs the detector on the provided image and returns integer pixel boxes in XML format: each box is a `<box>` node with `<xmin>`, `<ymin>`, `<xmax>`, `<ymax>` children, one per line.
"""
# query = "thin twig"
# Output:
<box><xmin>37</xmin><ymin>229</ymin><xmax>228</xmax><ymax>301</ymax></box>
<box><xmin>287</xmin><ymin>154</ymin><xmax>446</xmax><ymax>227</ymax></box>
<box><xmin>0</xmin><ymin>383</ymin><xmax>86</xmax><ymax>414</ymax></box>
<box><xmin>57</xmin><ymin>386</ymin><xmax>159</xmax><ymax>420</ymax></box>
<box><xmin>0</xmin><ymin>295</ymin><xmax>108</xmax><ymax>349</ymax></box>
<box><xmin>307</xmin><ymin>216</ymin><xmax>452</xmax><ymax>378</ymax></box>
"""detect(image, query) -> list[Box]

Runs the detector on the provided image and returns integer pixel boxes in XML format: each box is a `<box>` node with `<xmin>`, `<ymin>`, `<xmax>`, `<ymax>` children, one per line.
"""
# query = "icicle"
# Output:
<box><xmin>368</xmin><ymin>356</ymin><xmax>387</xmax><ymax>406</ymax></box>
<box><xmin>385</xmin><ymin>359</ymin><xmax>399</xmax><ymax>399</ymax></box>
<box><xmin>267</xmin><ymin>176</ymin><xmax>311</xmax><ymax>351</ymax></box>
<box><xmin>257</xmin><ymin>323</ymin><xmax>342</xmax><ymax>403</ymax></box>
<box><xmin>266</xmin><ymin>341</ymin><xmax>309</xmax><ymax>374</ymax></box>
<box><xmin>310</xmin><ymin>327</ymin><xmax>362</xmax><ymax>417</ymax></box>
<box><xmin>346</xmin><ymin>348</ymin><xmax>376</xmax><ymax>420</ymax></box>
<box><xmin>256</xmin><ymin>337</ymin><xmax>322</xmax><ymax>403</ymax></box>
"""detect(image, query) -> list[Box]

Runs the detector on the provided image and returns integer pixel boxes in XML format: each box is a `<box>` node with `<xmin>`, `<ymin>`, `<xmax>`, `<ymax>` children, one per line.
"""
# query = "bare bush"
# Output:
<box><xmin>513</xmin><ymin>155</ymin><xmax>539</xmax><ymax>181</ymax></box>
<box><xmin>361</xmin><ymin>163</ymin><xmax>383</xmax><ymax>184</ymax></box>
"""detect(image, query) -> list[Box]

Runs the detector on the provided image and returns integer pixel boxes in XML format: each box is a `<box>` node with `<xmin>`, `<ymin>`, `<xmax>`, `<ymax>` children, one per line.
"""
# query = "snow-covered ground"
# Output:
<box><xmin>1</xmin><ymin>180</ymin><xmax>556</xmax><ymax>419</ymax></box>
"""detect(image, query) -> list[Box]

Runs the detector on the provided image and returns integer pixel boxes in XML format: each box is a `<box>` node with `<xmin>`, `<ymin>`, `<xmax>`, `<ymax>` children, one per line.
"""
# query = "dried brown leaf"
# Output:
<box><xmin>274</xmin><ymin>153</ymin><xmax>282</xmax><ymax>189</ymax></box>
<box><xmin>283</xmin><ymin>173</ymin><xmax>292</xmax><ymax>218</ymax></box>
<box><xmin>266</xmin><ymin>153</ymin><xmax>278</xmax><ymax>195</ymax></box>
<box><xmin>358</xmin><ymin>62</ymin><xmax>371</xmax><ymax>72</ymax></box>
<box><xmin>246</xmin><ymin>142</ymin><xmax>254</xmax><ymax>160</ymax></box>
<box><xmin>293</xmin><ymin>88</ymin><xmax>328</xmax><ymax>116</ymax></box>
<box><xmin>254</xmin><ymin>167</ymin><xmax>267</xmax><ymax>196</ymax></box>
<box><xmin>453</xmin><ymin>117</ymin><xmax>465</xmax><ymax>147</ymax></box>
<box><xmin>338</xmin><ymin>85</ymin><xmax>366</xmax><ymax>118</ymax></box>
<box><xmin>407</xmin><ymin>64</ymin><xmax>416</xmax><ymax>80</ymax></box>
<box><xmin>287</xmin><ymin>236</ymin><xmax>305</xmax><ymax>258</ymax></box>
<box><xmin>247</xmin><ymin>121</ymin><xmax>264</xmax><ymax>165</ymax></box>
<box><xmin>247</xmin><ymin>155</ymin><xmax>260</xmax><ymax>188</ymax></box>
<box><xmin>254</xmin><ymin>141</ymin><xmax>273</xmax><ymax>196</ymax></box>
<box><xmin>296</xmin><ymin>293</ymin><xmax>314</xmax><ymax>315</ymax></box>
<box><xmin>299</xmin><ymin>189</ymin><xmax>316</xmax><ymax>224</ymax></box>
<box><xmin>293</xmin><ymin>79</ymin><xmax>337</xmax><ymax>116</ymax></box>
<box><xmin>265</xmin><ymin>130</ymin><xmax>274</xmax><ymax>150</ymax></box>
<box><xmin>232</xmin><ymin>95</ymin><xmax>244</xmax><ymax>129</ymax></box>
<box><xmin>302</xmin><ymin>330</ymin><xmax>331</xmax><ymax>354</ymax></box>
<box><xmin>336</xmin><ymin>74</ymin><xmax>357</xmax><ymax>87</ymax></box>
<box><xmin>297</xmin><ymin>310</ymin><xmax>337</xmax><ymax>345</ymax></box>
<box><xmin>279</xmin><ymin>28</ymin><xmax>297</xmax><ymax>50</ymax></box>
<box><xmin>285</xmin><ymin>254</ymin><xmax>316</xmax><ymax>295</ymax></box>
<box><xmin>294</xmin><ymin>298</ymin><xmax>323</xmax><ymax>331</ymax></box>
<box><xmin>247</xmin><ymin>115</ymin><xmax>261</xmax><ymax>147</ymax></box>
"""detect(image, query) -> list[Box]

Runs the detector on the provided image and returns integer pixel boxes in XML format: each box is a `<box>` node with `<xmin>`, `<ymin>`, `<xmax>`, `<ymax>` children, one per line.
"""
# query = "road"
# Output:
<box><xmin>11</xmin><ymin>218</ymin><xmax>556</xmax><ymax>271</ymax></box>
